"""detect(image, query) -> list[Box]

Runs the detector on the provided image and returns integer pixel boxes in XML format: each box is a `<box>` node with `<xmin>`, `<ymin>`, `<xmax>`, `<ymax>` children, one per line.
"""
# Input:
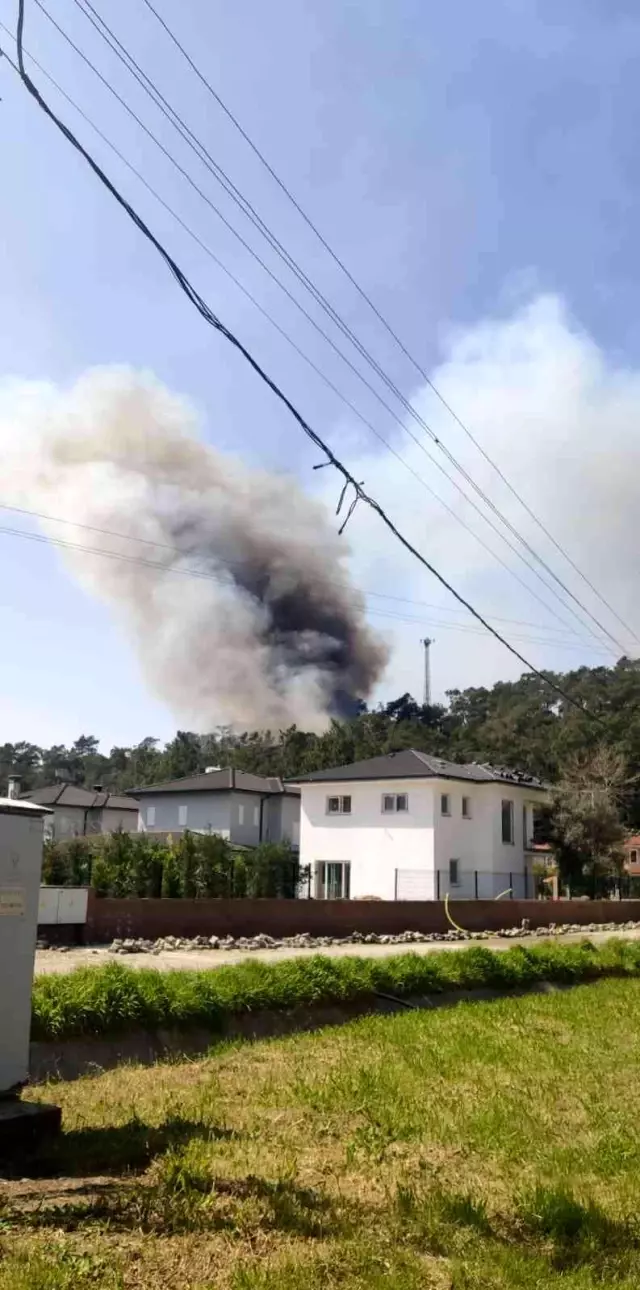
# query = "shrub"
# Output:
<box><xmin>40</xmin><ymin>830</ymin><xmax>305</xmax><ymax>901</ymax></box>
<box><xmin>193</xmin><ymin>833</ymin><xmax>234</xmax><ymax>898</ymax></box>
<box><xmin>243</xmin><ymin>842</ymin><xmax>300</xmax><ymax>898</ymax></box>
<box><xmin>161</xmin><ymin>842</ymin><xmax>182</xmax><ymax>898</ymax></box>
<box><xmin>30</xmin><ymin>940</ymin><xmax>640</xmax><ymax>1043</ymax></box>
<box><xmin>41</xmin><ymin>837</ymin><xmax>95</xmax><ymax>887</ymax></box>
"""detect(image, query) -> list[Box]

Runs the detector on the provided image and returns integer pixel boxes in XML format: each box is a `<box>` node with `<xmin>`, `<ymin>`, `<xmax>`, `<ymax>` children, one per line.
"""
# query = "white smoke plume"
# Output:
<box><xmin>0</xmin><ymin>368</ymin><xmax>388</xmax><ymax>731</ymax></box>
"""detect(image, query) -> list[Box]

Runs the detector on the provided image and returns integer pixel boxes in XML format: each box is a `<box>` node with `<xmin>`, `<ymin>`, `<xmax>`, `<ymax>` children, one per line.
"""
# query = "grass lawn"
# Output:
<box><xmin>4</xmin><ymin>976</ymin><xmax>640</xmax><ymax>1287</ymax></box>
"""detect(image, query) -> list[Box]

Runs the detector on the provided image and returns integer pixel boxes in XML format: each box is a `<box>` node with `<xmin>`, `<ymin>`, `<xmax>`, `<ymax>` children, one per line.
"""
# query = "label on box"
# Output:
<box><xmin>0</xmin><ymin>888</ymin><xmax>26</xmax><ymax>916</ymax></box>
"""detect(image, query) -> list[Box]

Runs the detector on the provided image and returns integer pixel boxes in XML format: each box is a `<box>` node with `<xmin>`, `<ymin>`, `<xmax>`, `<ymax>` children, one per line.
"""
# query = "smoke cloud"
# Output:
<box><xmin>336</xmin><ymin>292</ymin><xmax>640</xmax><ymax>699</ymax></box>
<box><xmin>0</xmin><ymin>368</ymin><xmax>387</xmax><ymax>731</ymax></box>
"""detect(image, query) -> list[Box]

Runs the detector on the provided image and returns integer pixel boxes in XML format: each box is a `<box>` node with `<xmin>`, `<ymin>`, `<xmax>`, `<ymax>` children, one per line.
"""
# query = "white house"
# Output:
<box><xmin>293</xmin><ymin>749</ymin><xmax>548</xmax><ymax>901</ymax></box>
<box><xmin>131</xmin><ymin>768</ymin><xmax>300</xmax><ymax>848</ymax></box>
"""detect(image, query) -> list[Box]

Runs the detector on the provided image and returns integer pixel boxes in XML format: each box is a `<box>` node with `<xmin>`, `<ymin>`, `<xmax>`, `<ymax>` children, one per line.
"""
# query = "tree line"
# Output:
<box><xmin>4</xmin><ymin>658</ymin><xmax>640</xmax><ymax>815</ymax></box>
<box><xmin>6</xmin><ymin>658</ymin><xmax>640</xmax><ymax>894</ymax></box>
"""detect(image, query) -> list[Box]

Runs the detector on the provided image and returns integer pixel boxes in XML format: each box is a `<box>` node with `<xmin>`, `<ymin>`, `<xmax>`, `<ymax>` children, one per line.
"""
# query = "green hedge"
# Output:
<box><xmin>41</xmin><ymin>832</ymin><xmax>307</xmax><ymax>899</ymax></box>
<box><xmin>31</xmin><ymin>939</ymin><xmax>640</xmax><ymax>1043</ymax></box>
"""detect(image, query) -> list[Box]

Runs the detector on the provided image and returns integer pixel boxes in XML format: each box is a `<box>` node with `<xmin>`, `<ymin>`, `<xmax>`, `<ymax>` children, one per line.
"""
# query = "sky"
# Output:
<box><xmin>1</xmin><ymin>0</ymin><xmax>640</xmax><ymax>751</ymax></box>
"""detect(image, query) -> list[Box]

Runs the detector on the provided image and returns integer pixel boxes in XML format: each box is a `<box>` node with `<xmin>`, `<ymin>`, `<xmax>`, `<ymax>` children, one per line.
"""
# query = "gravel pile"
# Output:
<box><xmin>87</xmin><ymin>918</ymin><xmax>640</xmax><ymax>955</ymax></box>
<box><xmin>36</xmin><ymin>919</ymin><xmax>640</xmax><ymax>955</ymax></box>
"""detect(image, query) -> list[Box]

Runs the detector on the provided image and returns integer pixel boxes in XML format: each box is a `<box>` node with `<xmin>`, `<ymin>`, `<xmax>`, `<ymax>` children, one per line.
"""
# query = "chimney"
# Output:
<box><xmin>7</xmin><ymin>775</ymin><xmax>21</xmax><ymax>799</ymax></box>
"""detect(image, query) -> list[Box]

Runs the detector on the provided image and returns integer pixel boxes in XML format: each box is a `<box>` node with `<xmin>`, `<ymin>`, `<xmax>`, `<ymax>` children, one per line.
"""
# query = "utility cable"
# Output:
<box><xmin>0</xmin><ymin>522</ymin><xmax>608</xmax><ymax>654</ymax></box>
<box><xmin>8</xmin><ymin>0</ymin><xmax>604</xmax><ymax>722</ymax></box>
<box><xmin>67</xmin><ymin>0</ymin><xmax>637</xmax><ymax>656</ymax></box>
<box><xmin>137</xmin><ymin>0</ymin><xmax>640</xmax><ymax>650</ymax></box>
<box><xmin>0</xmin><ymin>497</ymin><xmax>595</xmax><ymax>642</ymax></box>
<box><xmin>2</xmin><ymin>16</ymin><xmax>602</xmax><ymax>649</ymax></box>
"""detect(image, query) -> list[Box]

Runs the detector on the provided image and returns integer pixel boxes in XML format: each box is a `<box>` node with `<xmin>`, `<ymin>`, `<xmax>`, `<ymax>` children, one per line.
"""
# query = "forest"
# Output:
<box><xmin>4</xmin><ymin>658</ymin><xmax>640</xmax><ymax>826</ymax></box>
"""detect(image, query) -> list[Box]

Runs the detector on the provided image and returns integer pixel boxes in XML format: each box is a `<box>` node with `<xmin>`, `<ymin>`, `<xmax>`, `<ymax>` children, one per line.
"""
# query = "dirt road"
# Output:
<box><xmin>34</xmin><ymin>926</ymin><xmax>640</xmax><ymax>976</ymax></box>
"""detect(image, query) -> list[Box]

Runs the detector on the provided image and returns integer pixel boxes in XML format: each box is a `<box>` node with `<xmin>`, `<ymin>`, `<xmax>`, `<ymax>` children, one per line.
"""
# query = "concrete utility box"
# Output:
<box><xmin>0</xmin><ymin>797</ymin><xmax>52</xmax><ymax>1093</ymax></box>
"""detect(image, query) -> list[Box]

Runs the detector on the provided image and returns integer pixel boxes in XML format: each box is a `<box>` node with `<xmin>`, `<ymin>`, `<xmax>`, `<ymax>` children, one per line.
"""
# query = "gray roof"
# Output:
<box><xmin>290</xmin><ymin>749</ymin><xmax>546</xmax><ymax>790</ymax></box>
<box><xmin>129</xmin><ymin>769</ymin><xmax>300</xmax><ymax>797</ymax></box>
<box><xmin>22</xmin><ymin>784</ymin><xmax>139</xmax><ymax>811</ymax></box>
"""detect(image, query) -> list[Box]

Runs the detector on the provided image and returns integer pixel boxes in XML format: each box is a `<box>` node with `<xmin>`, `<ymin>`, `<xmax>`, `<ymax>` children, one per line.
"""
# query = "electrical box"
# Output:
<box><xmin>0</xmin><ymin>797</ymin><xmax>52</xmax><ymax>1094</ymax></box>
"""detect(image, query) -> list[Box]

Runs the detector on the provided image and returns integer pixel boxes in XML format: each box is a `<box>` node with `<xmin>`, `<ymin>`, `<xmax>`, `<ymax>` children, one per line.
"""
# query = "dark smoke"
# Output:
<box><xmin>4</xmin><ymin>369</ymin><xmax>388</xmax><ymax>730</ymax></box>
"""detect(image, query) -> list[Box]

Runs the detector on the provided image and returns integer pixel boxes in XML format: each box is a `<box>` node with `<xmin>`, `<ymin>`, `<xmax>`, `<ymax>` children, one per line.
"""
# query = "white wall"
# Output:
<box><xmin>97</xmin><ymin>807</ymin><xmax>138</xmax><ymax>834</ymax></box>
<box><xmin>263</xmin><ymin>794</ymin><xmax>301</xmax><ymax>846</ymax></box>
<box><xmin>46</xmin><ymin>804</ymin><xmax>139</xmax><ymax>839</ymax></box>
<box><xmin>229</xmin><ymin>792</ymin><xmax>262</xmax><ymax>846</ymax></box>
<box><xmin>432</xmin><ymin>779</ymin><xmax>537</xmax><ymax>897</ymax></box>
<box><xmin>282</xmin><ymin>794</ymin><xmax>301</xmax><ymax>847</ymax></box>
<box><xmin>300</xmin><ymin>777</ymin><xmax>546</xmax><ymax>900</ymax></box>
<box><xmin>49</xmin><ymin>805</ymin><xmax>86</xmax><ymax>840</ymax></box>
<box><xmin>137</xmin><ymin>791</ymin><xmax>233</xmax><ymax>836</ymax></box>
<box><xmin>299</xmin><ymin>779</ymin><xmax>435</xmax><ymax>900</ymax></box>
<box><xmin>137</xmin><ymin>790</ymin><xmax>300</xmax><ymax>847</ymax></box>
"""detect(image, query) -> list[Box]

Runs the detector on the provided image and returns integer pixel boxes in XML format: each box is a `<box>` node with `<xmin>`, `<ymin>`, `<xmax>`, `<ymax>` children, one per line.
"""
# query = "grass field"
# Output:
<box><xmin>4</xmin><ymin>976</ymin><xmax>640</xmax><ymax>1288</ymax></box>
<box><xmin>30</xmin><ymin>938</ymin><xmax>640</xmax><ymax>1040</ymax></box>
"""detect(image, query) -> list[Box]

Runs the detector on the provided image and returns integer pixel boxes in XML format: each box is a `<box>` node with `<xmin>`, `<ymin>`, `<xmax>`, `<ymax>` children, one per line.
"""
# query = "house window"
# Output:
<box><xmin>502</xmin><ymin>799</ymin><xmax>515</xmax><ymax>845</ymax></box>
<box><xmin>326</xmin><ymin>795</ymin><xmax>352</xmax><ymax>815</ymax></box>
<box><xmin>178</xmin><ymin>804</ymin><xmax>188</xmax><ymax>827</ymax></box>
<box><xmin>441</xmin><ymin>793</ymin><xmax>451</xmax><ymax>816</ymax></box>
<box><xmin>238</xmin><ymin>803</ymin><xmax>245</xmax><ymax>825</ymax></box>
<box><xmin>462</xmin><ymin>796</ymin><xmax>471</xmax><ymax>819</ymax></box>
<box><xmin>631</xmin><ymin>850</ymin><xmax>638</xmax><ymax>864</ymax></box>
<box><xmin>449</xmin><ymin>858</ymin><xmax>460</xmax><ymax>887</ymax></box>
<box><xmin>254</xmin><ymin>805</ymin><xmax>260</xmax><ymax>827</ymax></box>
<box><xmin>146</xmin><ymin>805</ymin><xmax>156</xmax><ymax>827</ymax></box>
<box><xmin>382</xmin><ymin>793</ymin><xmax>409</xmax><ymax>813</ymax></box>
<box><xmin>315</xmin><ymin>861</ymin><xmax>351</xmax><ymax>900</ymax></box>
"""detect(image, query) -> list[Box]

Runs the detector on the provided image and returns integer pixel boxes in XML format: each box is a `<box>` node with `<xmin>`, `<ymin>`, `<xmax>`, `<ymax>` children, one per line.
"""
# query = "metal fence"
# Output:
<box><xmin>435</xmin><ymin>869</ymin><xmax>531</xmax><ymax>899</ymax></box>
<box><xmin>393</xmin><ymin>868</ymin><xmax>533</xmax><ymax>901</ymax></box>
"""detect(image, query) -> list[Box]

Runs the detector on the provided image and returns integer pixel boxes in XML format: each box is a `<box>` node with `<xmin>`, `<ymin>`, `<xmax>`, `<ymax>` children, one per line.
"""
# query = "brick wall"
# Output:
<box><xmin>85</xmin><ymin>892</ymin><xmax>640</xmax><ymax>943</ymax></box>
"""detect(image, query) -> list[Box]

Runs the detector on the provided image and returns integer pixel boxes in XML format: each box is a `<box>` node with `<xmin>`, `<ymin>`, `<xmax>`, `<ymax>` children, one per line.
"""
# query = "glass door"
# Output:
<box><xmin>315</xmin><ymin>862</ymin><xmax>351</xmax><ymax>899</ymax></box>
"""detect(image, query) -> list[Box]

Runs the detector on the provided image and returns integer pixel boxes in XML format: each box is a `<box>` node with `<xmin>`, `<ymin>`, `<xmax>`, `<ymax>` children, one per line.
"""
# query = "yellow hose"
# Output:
<box><xmin>444</xmin><ymin>886</ymin><xmax>514</xmax><ymax>937</ymax></box>
<box><xmin>444</xmin><ymin>892</ymin><xmax>468</xmax><ymax>934</ymax></box>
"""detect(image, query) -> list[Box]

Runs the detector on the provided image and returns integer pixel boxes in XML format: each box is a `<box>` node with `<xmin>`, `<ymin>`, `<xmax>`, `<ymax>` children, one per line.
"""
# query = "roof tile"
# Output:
<box><xmin>290</xmin><ymin>749</ymin><xmax>546</xmax><ymax>789</ymax></box>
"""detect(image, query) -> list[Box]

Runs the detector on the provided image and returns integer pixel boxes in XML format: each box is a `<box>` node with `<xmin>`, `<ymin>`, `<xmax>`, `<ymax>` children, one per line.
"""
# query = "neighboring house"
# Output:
<box><xmin>20</xmin><ymin>783</ymin><xmax>139</xmax><ymax>841</ymax></box>
<box><xmin>292</xmin><ymin>749</ymin><xmax>548</xmax><ymax>901</ymax></box>
<box><xmin>131</xmin><ymin>768</ymin><xmax>300</xmax><ymax>848</ymax></box>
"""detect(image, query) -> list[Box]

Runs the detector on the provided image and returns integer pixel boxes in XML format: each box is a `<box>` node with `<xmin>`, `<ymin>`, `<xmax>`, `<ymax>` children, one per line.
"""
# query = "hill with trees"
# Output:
<box><xmin>4</xmin><ymin>657</ymin><xmax>640</xmax><ymax>827</ymax></box>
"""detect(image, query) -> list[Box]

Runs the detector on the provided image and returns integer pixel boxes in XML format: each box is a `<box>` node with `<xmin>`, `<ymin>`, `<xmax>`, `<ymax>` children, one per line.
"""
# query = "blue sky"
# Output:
<box><xmin>1</xmin><ymin>0</ymin><xmax>639</xmax><ymax>750</ymax></box>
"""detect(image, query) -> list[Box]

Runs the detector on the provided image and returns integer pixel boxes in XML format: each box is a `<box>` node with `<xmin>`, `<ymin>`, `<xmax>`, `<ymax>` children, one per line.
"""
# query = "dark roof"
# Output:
<box><xmin>129</xmin><ymin>769</ymin><xmax>300</xmax><ymax>797</ymax></box>
<box><xmin>290</xmin><ymin>749</ymin><xmax>547</xmax><ymax>790</ymax></box>
<box><xmin>23</xmin><ymin>783</ymin><xmax>139</xmax><ymax>811</ymax></box>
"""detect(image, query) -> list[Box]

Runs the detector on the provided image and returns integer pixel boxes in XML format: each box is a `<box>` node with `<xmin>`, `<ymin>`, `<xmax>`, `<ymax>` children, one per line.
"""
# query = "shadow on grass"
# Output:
<box><xmin>516</xmin><ymin>1184</ymin><xmax>640</xmax><ymax>1272</ymax></box>
<box><xmin>396</xmin><ymin>1181</ymin><xmax>640</xmax><ymax>1278</ymax></box>
<box><xmin>7</xmin><ymin>1169</ymin><xmax>352</xmax><ymax>1240</ymax></box>
<box><xmin>1</xmin><ymin>1114</ymin><xmax>236</xmax><ymax>1179</ymax></box>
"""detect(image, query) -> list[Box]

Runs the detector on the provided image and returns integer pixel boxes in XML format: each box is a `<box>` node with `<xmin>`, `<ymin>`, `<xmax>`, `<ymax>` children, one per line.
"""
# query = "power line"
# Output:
<box><xmin>137</xmin><ymin>0</ymin><xmax>640</xmax><ymax>651</ymax></box>
<box><xmin>0</xmin><ymin>499</ymin><xmax>593</xmax><ymax>640</ymax></box>
<box><xmin>67</xmin><ymin>0</ymin><xmax>637</xmax><ymax>658</ymax></box>
<box><xmin>50</xmin><ymin>0</ymin><xmax>631</xmax><ymax>656</ymax></box>
<box><xmin>7</xmin><ymin>0</ymin><xmax>604</xmax><ymax>724</ymax></box>
<box><xmin>3</xmin><ymin>16</ymin><xmax>603</xmax><ymax>650</ymax></box>
<box><xmin>0</xmin><ymin>522</ymin><xmax>609</xmax><ymax>656</ymax></box>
